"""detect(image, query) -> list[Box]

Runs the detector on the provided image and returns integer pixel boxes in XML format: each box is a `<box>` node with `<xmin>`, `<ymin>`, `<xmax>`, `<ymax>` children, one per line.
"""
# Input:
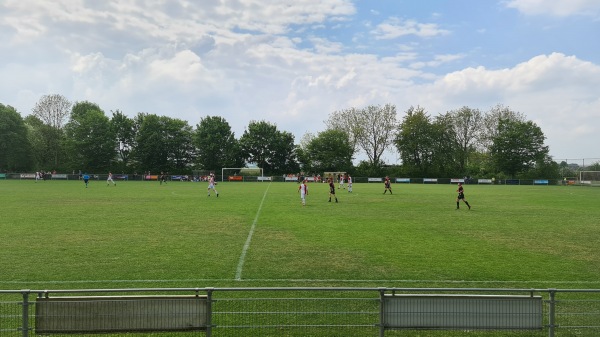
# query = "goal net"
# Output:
<box><xmin>221</xmin><ymin>167</ymin><xmax>264</xmax><ymax>182</ymax></box>
<box><xmin>579</xmin><ymin>171</ymin><xmax>600</xmax><ymax>186</ymax></box>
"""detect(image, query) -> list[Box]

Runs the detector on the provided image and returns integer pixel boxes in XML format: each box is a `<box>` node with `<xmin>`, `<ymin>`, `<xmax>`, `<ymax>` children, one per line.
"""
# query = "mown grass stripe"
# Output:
<box><xmin>235</xmin><ymin>182</ymin><xmax>272</xmax><ymax>280</ymax></box>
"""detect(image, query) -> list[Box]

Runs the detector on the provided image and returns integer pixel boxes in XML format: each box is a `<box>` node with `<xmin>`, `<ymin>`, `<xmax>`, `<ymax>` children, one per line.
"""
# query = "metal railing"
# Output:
<box><xmin>1</xmin><ymin>287</ymin><xmax>600</xmax><ymax>336</ymax></box>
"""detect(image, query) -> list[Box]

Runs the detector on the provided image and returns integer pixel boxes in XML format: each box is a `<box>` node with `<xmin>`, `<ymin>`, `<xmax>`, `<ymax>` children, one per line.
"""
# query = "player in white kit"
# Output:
<box><xmin>298</xmin><ymin>179</ymin><xmax>308</xmax><ymax>206</ymax></box>
<box><xmin>347</xmin><ymin>175</ymin><xmax>352</xmax><ymax>193</ymax></box>
<box><xmin>207</xmin><ymin>173</ymin><xmax>219</xmax><ymax>197</ymax></box>
<box><xmin>107</xmin><ymin>172</ymin><xmax>116</xmax><ymax>186</ymax></box>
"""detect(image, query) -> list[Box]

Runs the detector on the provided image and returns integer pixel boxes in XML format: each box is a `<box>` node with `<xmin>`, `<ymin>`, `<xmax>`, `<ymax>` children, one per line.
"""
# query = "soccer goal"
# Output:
<box><xmin>579</xmin><ymin>171</ymin><xmax>600</xmax><ymax>186</ymax></box>
<box><xmin>221</xmin><ymin>167</ymin><xmax>264</xmax><ymax>182</ymax></box>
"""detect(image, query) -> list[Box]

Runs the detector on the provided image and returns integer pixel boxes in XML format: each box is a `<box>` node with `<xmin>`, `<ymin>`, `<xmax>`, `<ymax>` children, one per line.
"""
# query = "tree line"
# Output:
<box><xmin>0</xmin><ymin>94</ymin><xmax>577</xmax><ymax>179</ymax></box>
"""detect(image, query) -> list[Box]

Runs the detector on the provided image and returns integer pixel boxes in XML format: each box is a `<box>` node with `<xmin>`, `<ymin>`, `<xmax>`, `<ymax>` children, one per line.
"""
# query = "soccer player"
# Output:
<box><xmin>106</xmin><ymin>172</ymin><xmax>116</xmax><ymax>186</ymax></box>
<box><xmin>298</xmin><ymin>179</ymin><xmax>308</xmax><ymax>206</ymax></box>
<box><xmin>347</xmin><ymin>175</ymin><xmax>353</xmax><ymax>193</ymax></box>
<box><xmin>207</xmin><ymin>173</ymin><xmax>219</xmax><ymax>197</ymax></box>
<box><xmin>83</xmin><ymin>173</ymin><xmax>90</xmax><ymax>188</ymax></box>
<box><xmin>383</xmin><ymin>176</ymin><xmax>392</xmax><ymax>194</ymax></box>
<box><xmin>159</xmin><ymin>171</ymin><xmax>168</xmax><ymax>185</ymax></box>
<box><xmin>328</xmin><ymin>178</ymin><xmax>338</xmax><ymax>203</ymax></box>
<box><xmin>338</xmin><ymin>173</ymin><xmax>345</xmax><ymax>189</ymax></box>
<box><xmin>456</xmin><ymin>182</ymin><xmax>471</xmax><ymax>210</ymax></box>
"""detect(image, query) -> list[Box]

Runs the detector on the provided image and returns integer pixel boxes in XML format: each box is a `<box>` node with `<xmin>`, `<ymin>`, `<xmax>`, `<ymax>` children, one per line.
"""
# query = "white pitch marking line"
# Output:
<box><xmin>2</xmin><ymin>279</ymin><xmax>600</xmax><ymax>285</ymax></box>
<box><xmin>235</xmin><ymin>182</ymin><xmax>271</xmax><ymax>281</ymax></box>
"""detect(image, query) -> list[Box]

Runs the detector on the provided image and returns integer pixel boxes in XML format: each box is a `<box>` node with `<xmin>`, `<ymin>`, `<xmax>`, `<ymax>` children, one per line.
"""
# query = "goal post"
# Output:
<box><xmin>579</xmin><ymin>171</ymin><xmax>600</xmax><ymax>186</ymax></box>
<box><xmin>221</xmin><ymin>167</ymin><xmax>264</xmax><ymax>182</ymax></box>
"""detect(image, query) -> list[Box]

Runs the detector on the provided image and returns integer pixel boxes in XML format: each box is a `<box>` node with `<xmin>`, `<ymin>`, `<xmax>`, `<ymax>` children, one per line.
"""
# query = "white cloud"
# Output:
<box><xmin>1</xmin><ymin>0</ymin><xmax>357</xmax><ymax>49</ymax></box>
<box><xmin>309</xmin><ymin>36</ymin><xmax>344</xmax><ymax>54</ymax></box>
<box><xmin>410</xmin><ymin>53</ymin><xmax>600</xmax><ymax>158</ymax></box>
<box><xmin>371</xmin><ymin>17</ymin><xmax>450</xmax><ymax>40</ymax></box>
<box><xmin>1</xmin><ymin>1</ymin><xmax>598</xmax><ymax>162</ymax></box>
<box><xmin>410</xmin><ymin>53</ymin><xmax>465</xmax><ymax>69</ymax></box>
<box><xmin>504</xmin><ymin>0</ymin><xmax>600</xmax><ymax>17</ymax></box>
<box><xmin>148</xmin><ymin>50</ymin><xmax>206</xmax><ymax>84</ymax></box>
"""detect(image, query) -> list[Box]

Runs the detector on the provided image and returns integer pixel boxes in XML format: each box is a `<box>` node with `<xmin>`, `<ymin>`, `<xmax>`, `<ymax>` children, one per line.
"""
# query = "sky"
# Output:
<box><xmin>1</xmin><ymin>0</ymin><xmax>599</xmax><ymax>165</ymax></box>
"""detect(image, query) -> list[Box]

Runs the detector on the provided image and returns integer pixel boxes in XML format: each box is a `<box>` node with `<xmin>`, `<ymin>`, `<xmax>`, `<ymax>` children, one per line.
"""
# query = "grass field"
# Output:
<box><xmin>1</xmin><ymin>179</ymin><xmax>599</xmax><ymax>290</ymax></box>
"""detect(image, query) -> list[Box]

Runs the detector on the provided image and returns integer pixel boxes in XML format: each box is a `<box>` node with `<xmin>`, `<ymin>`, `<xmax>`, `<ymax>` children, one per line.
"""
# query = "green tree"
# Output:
<box><xmin>31</xmin><ymin>94</ymin><xmax>72</xmax><ymax>168</ymax></box>
<box><xmin>395</xmin><ymin>106</ymin><xmax>435</xmax><ymax>176</ymax></box>
<box><xmin>558</xmin><ymin>161</ymin><xmax>576</xmax><ymax>178</ymax></box>
<box><xmin>490</xmin><ymin>118</ymin><xmax>549</xmax><ymax>177</ymax></box>
<box><xmin>480</xmin><ymin>104</ymin><xmax>525</xmax><ymax>152</ymax></box>
<box><xmin>133</xmin><ymin>114</ymin><xmax>165</xmax><ymax>173</ymax></box>
<box><xmin>295</xmin><ymin>132</ymin><xmax>315</xmax><ymax>173</ymax></box>
<box><xmin>586</xmin><ymin>161</ymin><xmax>600</xmax><ymax>171</ymax></box>
<box><xmin>239</xmin><ymin>120</ymin><xmax>298</xmax><ymax>174</ymax></box>
<box><xmin>305</xmin><ymin>129</ymin><xmax>354</xmax><ymax>173</ymax></box>
<box><xmin>446</xmin><ymin>106</ymin><xmax>482</xmax><ymax>174</ymax></box>
<box><xmin>164</xmin><ymin>118</ymin><xmax>195</xmax><ymax>172</ymax></box>
<box><xmin>64</xmin><ymin>101</ymin><xmax>116</xmax><ymax>172</ymax></box>
<box><xmin>24</xmin><ymin>115</ymin><xmax>63</xmax><ymax>171</ymax></box>
<box><xmin>325</xmin><ymin>107</ymin><xmax>361</xmax><ymax>154</ymax></box>
<box><xmin>326</xmin><ymin>104</ymin><xmax>396</xmax><ymax>167</ymax></box>
<box><xmin>133</xmin><ymin>113</ymin><xmax>194</xmax><ymax>173</ymax></box>
<box><xmin>0</xmin><ymin>104</ymin><xmax>33</xmax><ymax>171</ymax></box>
<box><xmin>430</xmin><ymin>114</ymin><xmax>460</xmax><ymax>177</ymax></box>
<box><xmin>111</xmin><ymin>110</ymin><xmax>135</xmax><ymax>172</ymax></box>
<box><xmin>194</xmin><ymin>116</ymin><xmax>242</xmax><ymax>171</ymax></box>
<box><xmin>523</xmin><ymin>155</ymin><xmax>560</xmax><ymax>179</ymax></box>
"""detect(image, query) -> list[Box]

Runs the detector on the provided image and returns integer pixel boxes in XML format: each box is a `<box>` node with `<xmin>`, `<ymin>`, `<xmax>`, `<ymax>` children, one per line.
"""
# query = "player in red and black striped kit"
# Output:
<box><xmin>328</xmin><ymin>178</ymin><xmax>338</xmax><ymax>203</ymax></box>
<box><xmin>383</xmin><ymin>176</ymin><xmax>392</xmax><ymax>194</ymax></box>
<box><xmin>456</xmin><ymin>182</ymin><xmax>471</xmax><ymax>210</ymax></box>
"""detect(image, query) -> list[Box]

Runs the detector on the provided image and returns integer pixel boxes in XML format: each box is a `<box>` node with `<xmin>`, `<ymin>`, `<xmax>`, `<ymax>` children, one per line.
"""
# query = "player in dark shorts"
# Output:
<box><xmin>83</xmin><ymin>173</ymin><xmax>90</xmax><ymax>188</ymax></box>
<box><xmin>328</xmin><ymin>178</ymin><xmax>338</xmax><ymax>203</ymax></box>
<box><xmin>383</xmin><ymin>176</ymin><xmax>392</xmax><ymax>194</ymax></box>
<box><xmin>456</xmin><ymin>182</ymin><xmax>471</xmax><ymax>210</ymax></box>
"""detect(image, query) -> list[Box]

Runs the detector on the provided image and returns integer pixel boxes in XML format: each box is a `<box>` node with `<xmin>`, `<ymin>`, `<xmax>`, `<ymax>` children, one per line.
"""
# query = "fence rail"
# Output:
<box><xmin>1</xmin><ymin>287</ymin><xmax>600</xmax><ymax>336</ymax></box>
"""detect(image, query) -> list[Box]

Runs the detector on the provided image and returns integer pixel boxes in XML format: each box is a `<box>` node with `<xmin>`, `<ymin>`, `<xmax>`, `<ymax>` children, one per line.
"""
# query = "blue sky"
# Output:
<box><xmin>1</xmin><ymin>0</ymin><xmax>599</xmax><ymax>164</ymax></box>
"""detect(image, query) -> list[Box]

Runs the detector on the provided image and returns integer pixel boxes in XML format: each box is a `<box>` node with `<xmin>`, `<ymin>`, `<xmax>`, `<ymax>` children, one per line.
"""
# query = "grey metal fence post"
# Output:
<box><xmin>21</xmin><ymin>290</ymin><xmax>29</xmax><ymax>337</ymax></box>
<box><xmin>548</xmin><ymin>289</ymin><xmax>556</xmax><ymax>337</ymax></box>
<box><xmin>206</xmin><ymin>288</ymin><xmax>213</xmax><ymax>337</ymax></box>
<box><xmin>378</xmin><ymin>288</ymin><xmax>386</xmax><ymax>337</ymax></box>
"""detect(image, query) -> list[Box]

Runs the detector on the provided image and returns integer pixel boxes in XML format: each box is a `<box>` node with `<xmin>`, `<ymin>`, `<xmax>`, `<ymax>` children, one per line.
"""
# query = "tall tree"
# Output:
<box><xmin>31</xmin><ymin>94</ymin><xmax>72</xmax><ymax>129</ymax></box>
<box><xmin>430</xmin><ymin>114</ymin><xmax>460</xmax><ymax>177</ymax></box>
<box><xmin>24</xmin><ymin>115</ymin><xmax>64</xmax><ymax>171</ymax></box>
<box><xmin>295</xmin><ymin>132</ymin><xmax>315</xmax><ymax>172</ymax></box>
<box><xmin>133</xmin><ymin>113</ymin><xmax>165</xmax><ymax>173</ymax></box>
<box><xmin>446</xmin><ymin>106</ymin><xmax>482</xmax><ymax>174</ymax></box>
<box><xmin>30</xmin><ymin>94</ymin><xmax>72</xmax><ymax>168</ymax></box>
<box><xmin>490</xmin><ymin>118</ymin><xmax>549</xmax><ymax>177</ymax></box>
<box><xmin>64</xmin><ymin>101</ymin><xmax>116</xmax><ymax>172</ymax></box>
<box><xmin>194</xmin><ymin>116</ymin><xmax>242</xmax><ymax>171</ymax></box>
<box><xmin>133</xmin><ymin>113</ymin><xmax>194</xmax><ymax>173</ymax></box>
<box><xmin>111</xmin><ymin>110</ymin><xmax>135</xmax><ymax>171</ymax></box>
<box><xmin>395</xmin><ymin>106</ymin><xmax>436</xmax><ymax>176</ymax></box>
<box><xmin>480</xmin><ymin>104</ymin><xmax>525</xmax><ymax>152</ymax></box>
<box><xmin>305</xmin><ymin>129</ymin><xmax>354</xmax><ymax>173</ymax></box>
<box><xmin>325</xmin><ymin>107</ymin><xmax>361</xmax><ymax>154</ymax></box>
<box><xmin>239</xmin><ymin>120</ymin><xmax>298</xmax><ymax>174</ymax></box>
<box><xmin>357</xmin><ymin>104</ymin><xmax>398</xmax><ymax>166</ymax></box>
<box><xmin>326</xmin><ymin>104</ymin><xmax>397</xmax><ymax>167</ymax></box>
<box><xmin>164</xmin><ymin>118</ymin><xmax>195</xmax><ymax>172</ymax></box>
<box><xmin>0</xmin><ymin>104</ymin><xmax>33</xmax><ymax>171</ymax></box>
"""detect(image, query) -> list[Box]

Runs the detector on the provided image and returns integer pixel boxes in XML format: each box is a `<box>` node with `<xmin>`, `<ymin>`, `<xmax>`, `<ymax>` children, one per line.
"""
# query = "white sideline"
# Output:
<box><xmin>2</xmin><ymin>279</ymin><xmax>600</xmax><ymax>285</ymax></box>
<box><xmin>235</xmin><ymin>182</ymin><xmax>271</xmax><ymax>281</ymax></box>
